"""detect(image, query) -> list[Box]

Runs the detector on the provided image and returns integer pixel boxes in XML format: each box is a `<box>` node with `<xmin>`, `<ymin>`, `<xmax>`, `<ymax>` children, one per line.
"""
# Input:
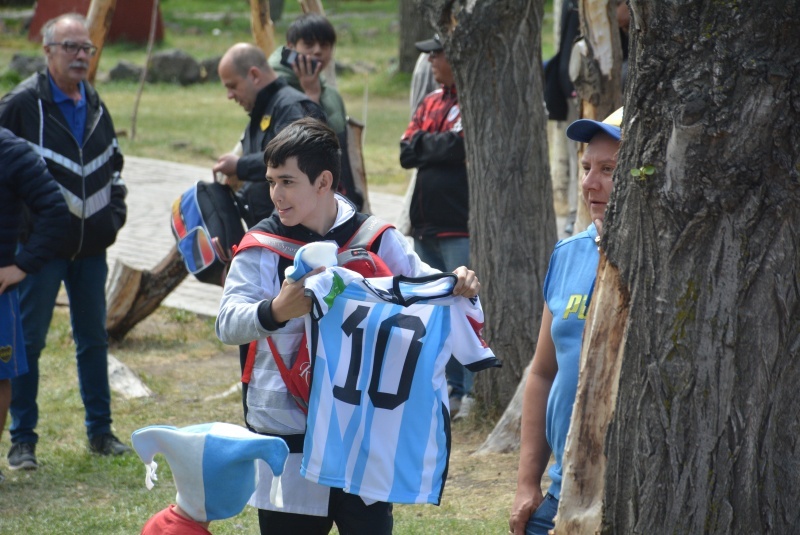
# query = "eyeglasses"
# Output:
<box><xmin>47</xmin><ymin>41</ymin><xmax>98</xmax><ymax>57</ymax></box>
<box><xmin>428</xmin><ymin>50</ymin><xmax>444</xmax><ymax>59</ymax></box>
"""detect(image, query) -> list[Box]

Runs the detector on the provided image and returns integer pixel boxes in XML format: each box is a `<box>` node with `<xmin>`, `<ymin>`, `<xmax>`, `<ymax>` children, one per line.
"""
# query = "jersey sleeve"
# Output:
<box><xmin>449</xmin><ymin>296</ymin><xmax>501</xmax><ymax>372</ymax></box>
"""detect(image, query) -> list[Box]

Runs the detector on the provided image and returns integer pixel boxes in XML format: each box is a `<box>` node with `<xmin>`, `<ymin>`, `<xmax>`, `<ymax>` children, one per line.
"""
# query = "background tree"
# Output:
<box><xmin>399</xmin><ymin>1</ymin><xmax>434</xmax><ymax>73</ymax></box>
<box><xmin>419</xmin><ymin>0</ymin><xmax>556</xmax><ymax>413</ymax></box>
<box><xmin>557</xmin><ymin>1</ymin><xmax>800</xmax><ymax>532</ymax></box>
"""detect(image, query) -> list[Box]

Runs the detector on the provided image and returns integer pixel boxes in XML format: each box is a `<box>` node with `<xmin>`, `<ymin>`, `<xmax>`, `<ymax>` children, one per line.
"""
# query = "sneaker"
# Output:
<box><xmin>8</xmin><ymin>442</ymin><xmax>38</xmax><ymax>471</ymax></box>
<box><xmin>453</xmin><ymin>395</ymin><xmax>474</xmax><ymax>421</ymax></box>
<box><xmin>449</xmin><ymin>396</ymin><xmax>462</xmax><ymax>419</ymax></box>
<box><xmin>89</xmin><ymin>433</ymin><xmax>132</xmax><ymax>456</ymax></box>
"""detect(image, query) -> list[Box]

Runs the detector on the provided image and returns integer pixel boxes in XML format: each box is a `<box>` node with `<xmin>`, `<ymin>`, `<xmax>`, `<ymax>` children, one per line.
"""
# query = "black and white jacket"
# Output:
<box><xmin>0</xmin><ymin>71</ymin><xmax>126</xmax><ymax>259</ymax></box>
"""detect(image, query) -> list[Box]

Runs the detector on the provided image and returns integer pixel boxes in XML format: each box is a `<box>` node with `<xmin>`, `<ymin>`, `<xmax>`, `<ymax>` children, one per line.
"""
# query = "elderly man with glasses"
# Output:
<box><xmin>0</xmin><ymin>12</ymin><xmax>129</xmax><ymax>472</ymax></box>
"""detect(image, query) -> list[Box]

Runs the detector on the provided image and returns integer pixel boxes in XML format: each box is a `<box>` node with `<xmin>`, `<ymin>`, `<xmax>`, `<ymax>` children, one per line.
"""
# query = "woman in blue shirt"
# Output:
<box><xmin>510</xmin><ymin>108</ymin><xmax>623</xmax><ymax>535</ymax></box>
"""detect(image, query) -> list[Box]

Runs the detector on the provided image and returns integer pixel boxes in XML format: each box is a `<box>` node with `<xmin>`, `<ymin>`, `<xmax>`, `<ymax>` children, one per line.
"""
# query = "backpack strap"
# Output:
<box><xmin>340</xmin><ymin>215</ymin><xmax>395</xmax><ymax>252</ymax></box>
<box><xmin>233</xmin><ymin>231</ymin><xmax>306</xmax><ymax>260</ymax></box>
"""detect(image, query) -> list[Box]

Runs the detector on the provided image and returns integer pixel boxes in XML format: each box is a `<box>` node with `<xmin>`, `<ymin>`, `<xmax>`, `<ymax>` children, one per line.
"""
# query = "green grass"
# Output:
<box><xmin>0</xmin><ymin>306</ymin><xmax>518</xmax><ymax>534</ymax></box>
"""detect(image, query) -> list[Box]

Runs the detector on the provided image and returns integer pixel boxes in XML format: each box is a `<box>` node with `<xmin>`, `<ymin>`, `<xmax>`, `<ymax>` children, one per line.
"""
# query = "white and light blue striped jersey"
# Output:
<box><xmin>300</xmin><ymin>267</ymin><xmax>500</xmax><ymax>504</ymax></box>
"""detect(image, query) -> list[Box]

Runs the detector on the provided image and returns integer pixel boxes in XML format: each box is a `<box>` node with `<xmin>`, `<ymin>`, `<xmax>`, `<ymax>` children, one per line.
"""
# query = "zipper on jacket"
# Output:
<box><xmin>49</xmin><ymin>115</ymin><xmax>86</xmax><ymax>258</ymax></box>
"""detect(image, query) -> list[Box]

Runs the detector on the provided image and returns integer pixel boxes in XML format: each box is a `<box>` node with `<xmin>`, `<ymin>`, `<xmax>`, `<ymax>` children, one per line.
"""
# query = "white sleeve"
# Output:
<box><xmin>376</xmin><ymin>228</ymin><xmax>440</xmax><ymax>277</ymax></box>
<box><xmin>450</xmin><ymin>296</ymin><xmax>501</xmax><ymax>371</ymax></box>
<box><xmin>215</xmin><ymin>247</ymin><xmax>282</xmax><ymax>345</ymax></box>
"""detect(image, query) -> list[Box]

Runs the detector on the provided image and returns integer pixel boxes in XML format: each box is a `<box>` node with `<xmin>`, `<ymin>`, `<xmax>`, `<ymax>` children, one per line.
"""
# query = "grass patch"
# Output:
<box><xmin>0</xmin><ymin>306</ymin><xmax>519</xmax><ymax>534</ymax></box>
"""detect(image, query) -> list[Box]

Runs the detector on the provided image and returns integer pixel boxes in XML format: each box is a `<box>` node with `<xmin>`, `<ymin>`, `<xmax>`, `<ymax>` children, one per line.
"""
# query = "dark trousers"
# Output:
<box><xmin>10</xmin><ymin>254</ymin><xmax>112</xmax><ymax>444</ymax></box>
<box><xmin>258</xmin><ymin>488</ymin><xmax>393</xmax><ymax>535</ymax></box>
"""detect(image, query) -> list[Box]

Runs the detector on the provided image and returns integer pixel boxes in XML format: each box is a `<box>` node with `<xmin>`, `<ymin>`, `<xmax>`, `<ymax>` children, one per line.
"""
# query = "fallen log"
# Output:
<box><xmin>106</xmin><ymin>245</ymin><xmax>187</xmax><ymax>342</ymax></box>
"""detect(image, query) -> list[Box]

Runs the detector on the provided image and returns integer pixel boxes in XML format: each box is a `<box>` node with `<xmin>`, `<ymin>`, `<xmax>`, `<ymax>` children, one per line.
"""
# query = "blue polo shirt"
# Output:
<box><xmin>48</xmin><ymin>72</ymin><xmax>87</xmax><ymax>146</ymax></box>
<box><xmin>543</xmin><ymin>223</ymin><xmax>599</xmax><ymax>500</ymax></box>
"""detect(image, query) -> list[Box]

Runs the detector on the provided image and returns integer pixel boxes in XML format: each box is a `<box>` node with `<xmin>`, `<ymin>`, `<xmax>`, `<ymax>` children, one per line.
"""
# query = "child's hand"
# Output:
<box><xmin>452</xmin><ymin>266</ymin><xmax>480</xmax><ymax>298</ymax></box>
<box><xmin>271</xmin><ymin>266</ymin><xmax>326</xmax><ymax>323</ymax></box>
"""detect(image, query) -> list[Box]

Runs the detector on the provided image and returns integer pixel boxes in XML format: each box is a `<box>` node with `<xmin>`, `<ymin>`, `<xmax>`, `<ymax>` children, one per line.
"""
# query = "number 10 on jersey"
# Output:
<box><xmin>332</xmin><ymin>305</ymin><xmax>427</xmax><ymax>411</ymax></box>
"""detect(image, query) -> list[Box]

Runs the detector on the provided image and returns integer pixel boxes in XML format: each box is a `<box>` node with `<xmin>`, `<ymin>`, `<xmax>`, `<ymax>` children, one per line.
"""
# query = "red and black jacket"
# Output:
<box><xmin>400</xmin><ymin>85</ymin><xmax>468</xmax><ymax>241</ymax></box>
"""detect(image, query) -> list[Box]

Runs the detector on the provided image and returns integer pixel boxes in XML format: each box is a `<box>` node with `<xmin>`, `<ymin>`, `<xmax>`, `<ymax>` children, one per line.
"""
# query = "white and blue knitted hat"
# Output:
<box><xmin>131</xmin><ymin>422</ymin><xmax>289</xmax><ymax>522</ymax></box>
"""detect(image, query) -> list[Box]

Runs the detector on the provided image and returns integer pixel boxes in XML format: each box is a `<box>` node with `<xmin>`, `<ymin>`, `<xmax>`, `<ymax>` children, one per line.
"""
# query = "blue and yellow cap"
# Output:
<box><xmin>566</xmin><ymin>107</ymin><xmax>623</xmax><ymax>142</ymax></box>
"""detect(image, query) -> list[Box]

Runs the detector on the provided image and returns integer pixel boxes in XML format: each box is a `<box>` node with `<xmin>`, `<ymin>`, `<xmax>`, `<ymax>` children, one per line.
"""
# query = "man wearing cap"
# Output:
<box><xmin>509</xmin><ymin>109</ymin><xmax>623</xmax><ymax>535</ymax></box>
<box><xmin>400</xmin><ymin>34</ymin><xmax>474</xmax><ymax>416</ymax></box>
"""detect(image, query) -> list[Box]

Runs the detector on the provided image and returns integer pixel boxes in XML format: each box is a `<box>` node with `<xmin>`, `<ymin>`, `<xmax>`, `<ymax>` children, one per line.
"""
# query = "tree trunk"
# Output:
<box><xmin>557</xmin><ymin>1</ymin><xmax>800</xmax><ymax>533</ymax></box>
<box><xmin>399</xmin><ymin>1</ymin><xmax>434</xmax><ymax>74</ymax></box>
<box><xmin>106</xmin><ymin>246</ymin><xmax>188</xmax><ymax>342</ymax></box>
<box><xmin>421</xmin><ymin>0</ymin><xmax>556</xmax><ymax>415</ymax></box>
<box><xmin>572</xmin><ymin>0</ymin><xmax>624</xmax><ymax>230</ymax></box>
<box><xmin>475</xmin><ymin>362</ymin><xmax>530</xmax><ymax>455</ymax></box>
<box><xmin>86</xmin><ymin>0</ymin><xmax>116</xmax><ymax>84</ymax></box>
<box><xmin>250</xmin><ymin>0</ymin><xmax>276</xmax><ymax>56</ymax></box>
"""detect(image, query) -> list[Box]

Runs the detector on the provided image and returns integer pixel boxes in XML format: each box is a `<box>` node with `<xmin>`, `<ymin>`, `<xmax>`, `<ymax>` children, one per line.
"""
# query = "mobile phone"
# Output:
<box><xmin>279</xmin><ymin>46</ymin><xmax>320</xmax><ymax>72</ymax></box>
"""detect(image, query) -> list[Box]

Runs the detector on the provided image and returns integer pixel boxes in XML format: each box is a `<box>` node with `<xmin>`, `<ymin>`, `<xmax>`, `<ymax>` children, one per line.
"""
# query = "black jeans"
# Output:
<box><xmin>258</xmin><ymin>488</ymin><xmax>393</xmax><ymax>535</ymax></box>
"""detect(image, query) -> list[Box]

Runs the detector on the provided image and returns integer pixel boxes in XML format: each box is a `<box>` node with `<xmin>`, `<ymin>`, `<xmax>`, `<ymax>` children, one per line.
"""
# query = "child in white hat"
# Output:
<box><xmin>132</xmin><ymin>422</ymin><xmax>289</xmax><ymax>534</ymax></box>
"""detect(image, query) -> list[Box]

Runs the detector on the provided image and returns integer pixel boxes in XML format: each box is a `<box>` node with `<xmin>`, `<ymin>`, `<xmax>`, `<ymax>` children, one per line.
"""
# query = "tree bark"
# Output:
<box><xmin>420</xmin><ymin>0</ymin><xmax>556</xmax><ymax>415</ymax></box>
<box><xmin>399</xmin><ymin>1</ymin><xmax>434</xmax><ymax>74</ymax></box>
<box><xmin>86</xmin><ymin>0</ymin><xmax>116</xmax><ymax>84</ymax></box>
<box><xmin>572</xmin><ymin>0</ymin><xmax>624</xmax><ymax>231</ymax></box>
<box><xmin>106</xmin><ymin>246</ymin><xmax>188</xmax><ymax>342</ymax></box>
<box><xmin>557</xmin><ymin>1</ymin><xmax>800</xmax><ymax>532</ymax></box>
<box><xmin>250</xmin><ymin>0</ymin><xmax>276</xmax><ymax>56</ymax></box>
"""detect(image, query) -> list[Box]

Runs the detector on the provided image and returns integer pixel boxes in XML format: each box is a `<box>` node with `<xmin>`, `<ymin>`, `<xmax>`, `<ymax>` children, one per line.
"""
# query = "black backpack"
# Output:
<box><xmin>170</xmin><ymin>181</ymin><xmax>246</xmax><ymax>286</ymax></box>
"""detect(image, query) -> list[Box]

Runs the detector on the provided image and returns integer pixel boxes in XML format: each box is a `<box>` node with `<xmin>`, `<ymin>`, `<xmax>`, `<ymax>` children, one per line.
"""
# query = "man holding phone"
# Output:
<box><xmin>269</xmin><ymin>14</ymin><xmax>362</xmax><ymax>210</ymax></box>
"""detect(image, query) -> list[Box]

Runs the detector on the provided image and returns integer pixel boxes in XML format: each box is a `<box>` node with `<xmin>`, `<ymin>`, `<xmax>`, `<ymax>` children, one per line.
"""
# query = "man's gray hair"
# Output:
<box><xmin>41</xmin><ymin>13</ymin><xmax>88</xmax><ymax>45</ymax></box>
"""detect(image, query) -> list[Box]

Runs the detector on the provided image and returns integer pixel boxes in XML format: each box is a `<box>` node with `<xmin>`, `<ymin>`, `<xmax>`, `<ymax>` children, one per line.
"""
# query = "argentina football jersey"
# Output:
<box><xmin>300</xmin><ymin>267</ymin><xmax>500</xmax><ymax>505</ymax></box>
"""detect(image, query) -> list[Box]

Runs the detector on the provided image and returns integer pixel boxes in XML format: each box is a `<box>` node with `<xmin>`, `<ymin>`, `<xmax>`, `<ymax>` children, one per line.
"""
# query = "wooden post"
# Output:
<box><xmin>106</xmin><ymin>245</ymin><xmax>188</xmax><ymax>342</ymax></box>
<box><xmin>251</xmin><ymin>0</ymin><xmax>276</xmax><ymax>55</ymax></box>
<box><xmin>346</xmin><ymin>117</ymin><xmax>371</xmax><ymax>215</ymax></box>
<box><xmin>297</xmin><ymin>0</ymin><xmax>337</xmax><ymax>87</ymax></box>
<box><xmin>86</xmin><ymin>0</ymin><xmax>116</xmax><ymax>85</ymax></box>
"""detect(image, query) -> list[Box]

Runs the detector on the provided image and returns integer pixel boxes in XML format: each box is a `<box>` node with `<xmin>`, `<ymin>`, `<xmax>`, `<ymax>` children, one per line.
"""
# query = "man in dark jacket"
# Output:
<box><xmin>0</xmin><ymin>127</ymin><xmax>69</xmax><ymax>483</ymax></box>
<box><xmin>0</xmin><ymin>14</ymin><xmax>130</xmax><ymax>471</ymax></box>
<box><xmin>213</xmin><ymin>43</ymin><xmax>325</xmax><ymax>227</ymax></box>
<box><xmin>399</xmin><ymin>35</ymin><xmax>473</xmax><ymax>416</ymax></box>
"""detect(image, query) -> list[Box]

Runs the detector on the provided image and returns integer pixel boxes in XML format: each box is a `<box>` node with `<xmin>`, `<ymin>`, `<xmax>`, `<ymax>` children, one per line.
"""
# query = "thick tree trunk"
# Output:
<box><xmin>421</xmin><ymin>0</ymin><xmax>556</xmax><ymax>415</ymax></box>
<box><xmin>557</xmin><ymin>1</ymin><xmax>800</xmax><ymax>533</ymax></box>
<box><xmin>399</xmin><ymin>1</ymin><xmax>433</xmax><ymax>74</ymax></box>
<box><xmin>86</xmin><ymin>0</ymin><xmax>116</xmax><ymax>84</ymax></box>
